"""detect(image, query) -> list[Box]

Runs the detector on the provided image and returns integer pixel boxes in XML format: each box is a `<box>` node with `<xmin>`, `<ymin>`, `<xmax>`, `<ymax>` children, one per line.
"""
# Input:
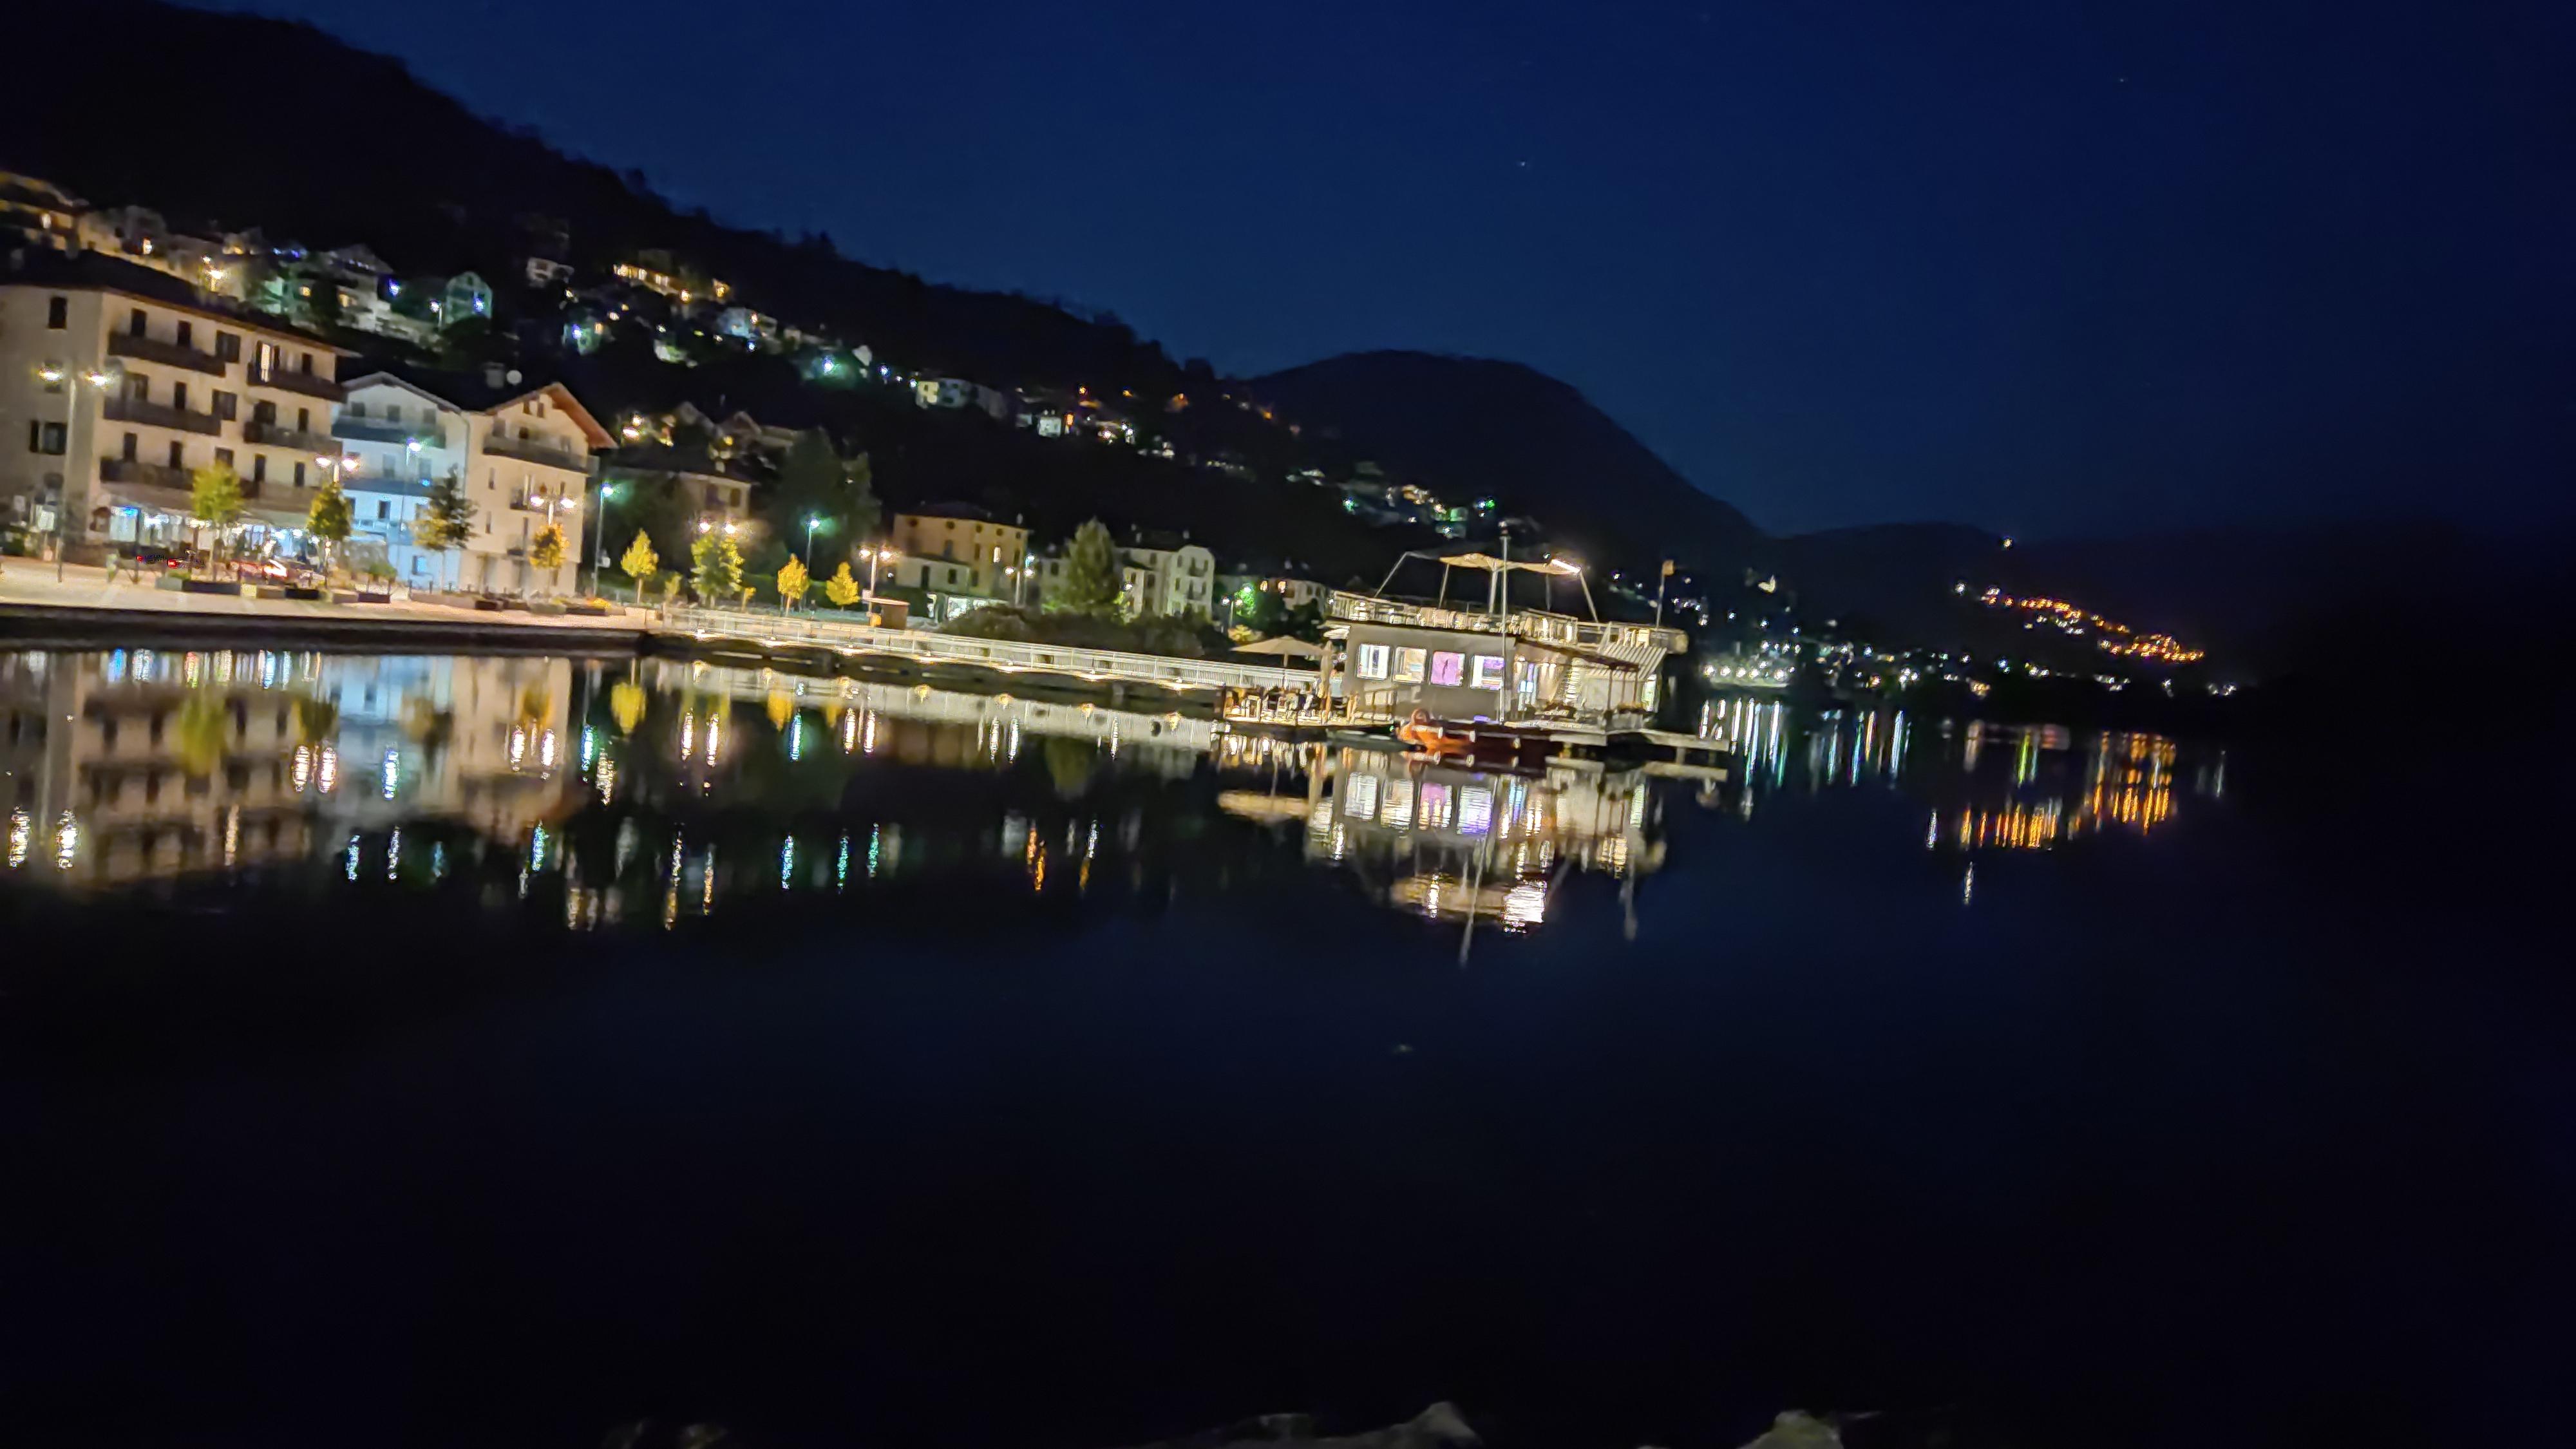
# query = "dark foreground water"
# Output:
<box><xmin>2</xmin><ymin>649</ymin><xmax>2564</xmax><ymax>1448</ymax></box>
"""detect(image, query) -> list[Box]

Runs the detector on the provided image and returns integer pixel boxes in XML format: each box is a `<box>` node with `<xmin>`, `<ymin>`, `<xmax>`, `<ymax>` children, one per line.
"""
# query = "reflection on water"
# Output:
<box><xmin>4</xmin><ymin>651</ymin><xmax>2231</xmax><ymax>931</ymax></box>
<box><xmin>1711</xmin><ymin>693</ymin><xmax>2222</xmax><ymax>855</ymax></box>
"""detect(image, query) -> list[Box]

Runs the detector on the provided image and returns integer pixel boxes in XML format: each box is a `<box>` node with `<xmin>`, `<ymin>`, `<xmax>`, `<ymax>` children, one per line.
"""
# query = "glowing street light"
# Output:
<box><xmin>35</xmin><ymin>360</ymin><xmax>123</xmax><ymax>579</ymax></box>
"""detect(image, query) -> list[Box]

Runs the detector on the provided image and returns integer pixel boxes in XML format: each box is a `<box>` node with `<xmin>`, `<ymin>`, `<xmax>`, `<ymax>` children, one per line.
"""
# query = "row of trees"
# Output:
<box><xmin>614</xmin><ymin>527</ymin><xmax>865</xmax><ymax>611</ymax></box>
<box><xmin>180</xmin><ymin>460</ymin><xmax>569</xmax><ymax>591</ymax></box>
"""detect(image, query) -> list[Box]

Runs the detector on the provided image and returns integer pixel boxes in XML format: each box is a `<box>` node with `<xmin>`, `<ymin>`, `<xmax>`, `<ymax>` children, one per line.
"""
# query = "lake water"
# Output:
<box><xmin>2</xmin><ymin>648</ymin><xmax>2562</xmax><ymax>1448</ymax></box>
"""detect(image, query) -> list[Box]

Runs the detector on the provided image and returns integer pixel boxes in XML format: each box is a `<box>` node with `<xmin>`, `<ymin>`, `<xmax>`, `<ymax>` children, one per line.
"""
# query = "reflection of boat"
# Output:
<box><xmin>1396</xmin><ymin>710</ymin><xmax>1472</xmax><ymax>759</ymax></box>
<box><xmin>1302</xmin><ymin>744</ymin><xmax>1663</xmax><ymax>933</ymax></box>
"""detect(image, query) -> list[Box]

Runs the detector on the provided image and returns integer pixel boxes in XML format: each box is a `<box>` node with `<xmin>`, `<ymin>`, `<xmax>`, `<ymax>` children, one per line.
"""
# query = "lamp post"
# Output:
<box><xmin>853</xmin><ymin>543</ymin><xmax>899</xmax><ymax>623</ymax></box>
<box><xmin>36</xmin><ymin>361</ymin><xmax>120</xmax><ymax>580</ymax></box>
<box><xmin>801</xmin><ymin>513</ymin><xmax>823</xmax><ymax>569</ymax></box>
<box><xmin>584</xmin><ymin>480</ymin><xmax>621</xmax><ymax>598</ymax></box>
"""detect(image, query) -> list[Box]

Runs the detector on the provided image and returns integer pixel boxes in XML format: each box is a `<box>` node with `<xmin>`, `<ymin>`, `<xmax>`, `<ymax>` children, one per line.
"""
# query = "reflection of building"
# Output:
<box><xmin>1296</xmin><ymin>746</ymin><xmax>1663</xmax><ymax>932</ymax></box>
<box><xmin>0</xmin><ymin>650</ymin><xmax>580</xmax><ymax>890</ymax></box>
<box><xmin>319</xmin><ymin>654</ymin><xmax>578</xmax><ymax>840</ymax></box>
<box><xmin>1</xmin><ymin>649</ymin><xmax>325</xmax><ymax>886</ymax></box>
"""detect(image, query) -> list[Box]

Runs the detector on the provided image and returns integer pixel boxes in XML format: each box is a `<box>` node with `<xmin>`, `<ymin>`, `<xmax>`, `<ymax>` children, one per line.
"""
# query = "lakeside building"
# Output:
<box><xmin>1119</xmin><ymin>532</ymin><xmax>1214</xmax><ymax>618</ymax></box>
<box><xmin>887</xmin><ymin>505</ymin><xmax>1032</xmax><ymax>616</ymax></box>
<box><xmin>1028</xmin><ymin>533</ymin><xmax>1215</xmax><ymax>620</ymax></box>
<box><xmin>599</xmin><ymin>444</ymin><xmax>762</xmax><ymax>532</ymax></box>
<box><xmin>0</xmin><ymin>251</ymin><xmax>348</xmax><ymax>560</ymax></box>
<box><xmin>335</xmin><ymin>364</ymin><xmax>609</xmax><ymax>594</ymax></box>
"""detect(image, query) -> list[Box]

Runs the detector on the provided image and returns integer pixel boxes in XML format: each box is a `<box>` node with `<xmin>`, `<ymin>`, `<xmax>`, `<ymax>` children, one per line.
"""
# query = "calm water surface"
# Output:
<box><xmin>1</xmin><ymin>648</ymin><xmax>2562</xmax><ymax>1448</ymax></box>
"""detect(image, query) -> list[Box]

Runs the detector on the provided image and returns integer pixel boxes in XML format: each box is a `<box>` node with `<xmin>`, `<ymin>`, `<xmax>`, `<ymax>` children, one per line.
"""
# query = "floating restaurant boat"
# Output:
<box><xmin>1287</xmin><ymin>549</ymin><xmax>1727</xmax><ymax>772</ymax></box>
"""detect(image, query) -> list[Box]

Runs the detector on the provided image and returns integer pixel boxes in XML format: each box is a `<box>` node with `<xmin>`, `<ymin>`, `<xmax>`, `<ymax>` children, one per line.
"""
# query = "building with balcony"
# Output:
<box><xmin>598</xmin><ymin>443</ymin><xmax>763</xmax><ymax>538</ymax></box>
<box><xmin>887</xmin><ymin>504</ymin><xmax>1032</xmax><ymax>608</ymax></box>
<box><xmin>1030</xmin><ymin>533</ymin><xmax>1218</xmax><ymax>620</ymax></box>
<box><xmin>1120</xmin><ymin>532</ymin><xmax>1215</xmax><ymax>618</ymax></box>
<box><xmin>0</xmin><ymin>251</ymin><xmax>348</xmax><ymax>558</ymax></box>
<box><xmin>333</xmin><ymin>364</ymin><xmax>610</xmax><ymax>594</ymax></box>
<box><xmin>1</xmin><ymin>171</ymin><xmax>82</xmax><ymax>254</ymax></box>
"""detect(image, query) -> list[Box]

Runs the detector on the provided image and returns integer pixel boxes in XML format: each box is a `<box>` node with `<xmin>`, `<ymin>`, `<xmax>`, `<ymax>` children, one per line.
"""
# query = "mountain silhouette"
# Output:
<box><xmin>1253</xmin><ymin>351</ymin><xmax>1760</xmax><ymax>576</ymax></box>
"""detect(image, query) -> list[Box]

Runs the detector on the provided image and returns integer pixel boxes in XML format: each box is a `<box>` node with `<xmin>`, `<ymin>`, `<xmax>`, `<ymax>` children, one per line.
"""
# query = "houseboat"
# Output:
<box><xmin>1318</xmin><ymin>551</ymin><xmax>1689</xmax><ymax>743</ymax></box>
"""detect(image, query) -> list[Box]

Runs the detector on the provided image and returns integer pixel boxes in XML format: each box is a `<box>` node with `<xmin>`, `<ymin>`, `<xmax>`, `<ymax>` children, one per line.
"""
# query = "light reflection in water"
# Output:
<box><xmin>1</xmin><ymin>650</ymin><xmax>2229</xmax><ymax>938</ymax></box>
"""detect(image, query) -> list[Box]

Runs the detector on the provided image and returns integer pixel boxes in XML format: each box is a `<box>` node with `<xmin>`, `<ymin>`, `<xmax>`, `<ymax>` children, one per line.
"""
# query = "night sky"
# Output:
<box><xmin>206</xmin><ymin>0</ymin><xmax>2567</xmax><ymax>538</ymax></box>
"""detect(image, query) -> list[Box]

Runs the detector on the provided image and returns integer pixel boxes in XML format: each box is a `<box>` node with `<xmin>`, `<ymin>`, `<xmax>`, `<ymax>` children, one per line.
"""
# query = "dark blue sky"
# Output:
<box><xmin>213</xmin><ymin>0</ymin><xmax>2567</xmax><ymax>537</ymax></box>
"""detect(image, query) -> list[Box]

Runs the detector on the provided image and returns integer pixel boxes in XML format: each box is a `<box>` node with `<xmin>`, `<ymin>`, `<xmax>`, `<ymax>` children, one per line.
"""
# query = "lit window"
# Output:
<box><xmin>1343</xmin><ymin>772</ymin><xmax>1379</xmax><ymax>820</ymax></box>
<box><xmin>1428</xmin><ymin>651</ymin><xmax>1465</xmax><ymax>687</ymax></box>
<box><xmin>1459</xmin><ymin>788</ymin><xmax>1493</xmax><ymax>835</ymax></box>
<box><xmin>1356</xmin><ymin>643</ymin><xmax>1390</xmax><ymax>680</ymax></box>
<box><xmin>1470</xmin><ymin>655</ymin><xmax>1506</xmax><ymax>690</ymax></box>
<box><xmin>1418</xmin><ymin>783</ymin><xmax>1454</xmax><ymax>829</ymax></box>
<box><xmin>1392</xmin><ymin>647</ymin><xmax>1426</xmax><ymax>683</ymax></box>
<box><xmin>1379</xmin><ymin>779</ymin><xmax>1413</xmax><ymax>828</ymax></box>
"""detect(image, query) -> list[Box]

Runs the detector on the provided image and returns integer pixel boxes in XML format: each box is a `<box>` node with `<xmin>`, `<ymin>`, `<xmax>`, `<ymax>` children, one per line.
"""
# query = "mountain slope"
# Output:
<box><xmin>1251</xmin><ymin>352</ymin><xmax>1761</xmax><ymax>576</ymax></box>
<box><xmin>4</xmin><ymin>1</ymin><xmax>1180</xmax><ymax>393</ymax></box>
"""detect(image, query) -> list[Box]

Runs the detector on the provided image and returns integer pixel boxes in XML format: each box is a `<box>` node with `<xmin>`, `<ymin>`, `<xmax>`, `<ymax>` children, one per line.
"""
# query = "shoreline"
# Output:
<box><xmin>0</xmin><ymin>562</ymin><xmax>651</xmax><ymax>654</ymax></box>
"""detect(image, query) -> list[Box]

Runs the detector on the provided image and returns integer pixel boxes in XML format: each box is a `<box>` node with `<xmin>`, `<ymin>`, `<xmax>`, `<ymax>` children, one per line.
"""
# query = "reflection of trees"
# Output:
<box><xmin>173</xmin><ymin>694</ymin><xmax>229</xmax><ymax>778</ymax></box>
<box><xmin>402</xmin><ymin>696</ymin><xmax>455</xmax><ymax>774</ymax></box>
<box><xmin>290</xmin><ymin>693</ymin><xmax>339</xmax><ymax>747</ymax></box>
<box><xmin>554</xmin><ymin>685</ymin><xmax>1303</xmax><ymax>914</ymax></box>
<box><xmin>611</xmin><ymin>682</ymin><xmax>647</xmax><ymax>736</ymax></box>
<box><xmin>1042</xmin><ymin>736</ymin><xmax>1099</xmax><ymax>799</ymax></box>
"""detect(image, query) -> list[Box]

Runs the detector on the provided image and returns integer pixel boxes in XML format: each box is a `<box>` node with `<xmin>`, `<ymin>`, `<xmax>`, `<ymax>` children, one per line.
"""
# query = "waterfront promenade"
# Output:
<box><xmin>0</xmin><ymin>563</ymin><xmax>651</xmax><ymax>647</ymax></box>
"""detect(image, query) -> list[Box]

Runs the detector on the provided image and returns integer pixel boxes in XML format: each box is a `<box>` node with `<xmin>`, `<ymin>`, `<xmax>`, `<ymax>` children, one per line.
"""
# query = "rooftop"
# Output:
<box><xmin>3</xmin><ymin>247</ymin><xmax>348</xmax><ymax>350</ymax></box>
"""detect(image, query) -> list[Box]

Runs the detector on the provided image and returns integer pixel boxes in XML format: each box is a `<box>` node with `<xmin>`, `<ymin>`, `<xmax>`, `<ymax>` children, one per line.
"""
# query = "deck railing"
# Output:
<box><xmin>666</xmin><ymin>606</ymin><xmax>1312</xmax><ymax>693</ymax></box>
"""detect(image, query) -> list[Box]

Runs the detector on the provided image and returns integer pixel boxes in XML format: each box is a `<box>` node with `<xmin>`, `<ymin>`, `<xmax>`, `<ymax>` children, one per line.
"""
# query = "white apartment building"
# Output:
<box><xmin>1031</xmin><ymin>535</ymin><xmax>1217</xmax><ymax>619</ymax></box>
<box><xmin>334</xmin><ymin>366</ymin><xmax>609</xmax><ymax>594</ymax></box>
<box><xmin>1</xmin><ymin>252</ymin><xmax>348</xmax><ymax>560</ymax></box>
<box><xmin>1121</xmin><ymin>538</ymin><xmax>1215</xmax><ymax>618</ymax></box>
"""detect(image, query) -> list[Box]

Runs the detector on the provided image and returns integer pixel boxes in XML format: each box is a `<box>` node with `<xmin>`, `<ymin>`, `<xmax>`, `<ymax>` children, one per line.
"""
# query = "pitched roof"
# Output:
<box><xmin>3</xmin><ymin>247</ymin><xmax>350</xmax><ymax>352</ymax></box>
<box><xmin>338</xmin><ymin>359</ymin><xmax>612</xmax><ymax>447</ymax></box>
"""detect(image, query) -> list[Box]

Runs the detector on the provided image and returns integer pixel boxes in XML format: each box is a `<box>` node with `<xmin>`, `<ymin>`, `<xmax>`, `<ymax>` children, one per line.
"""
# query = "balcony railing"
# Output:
<box><xmin>106</xmin><ymin>331</ymin><xmax>227</xmax><ymax>377</ymax></box>
<box><xmin>98</xmin><ymin>457</ymin><xmax>193</xmax><ymax>491</ymax></box>
<box><xmin>483</xmin><ymin>433</ymin><xmax>587</xmax><ymax>469</ymax></box>
<box><xmin>100</xmin><ymin>395</ymin><xmax>222</xmax><ymax>437</ymax></box>
<box><xmin>242</xmin><ymin>420</ymin><xmax>332</xmax><ymax>452</ymax></box>
<box><xmin>95</xmin><ymin>457</ymin><xmax>263</xmax><ymax>499</ymax></box>
<box><xmin>330</xmin><ymin>415</ymin><xmax>444</xmax><ymax>448</ymax></box>
<box><xmin>248</xmin><ymin>366</ymin><xmax>345</xmax><ymax>402</ymax></box>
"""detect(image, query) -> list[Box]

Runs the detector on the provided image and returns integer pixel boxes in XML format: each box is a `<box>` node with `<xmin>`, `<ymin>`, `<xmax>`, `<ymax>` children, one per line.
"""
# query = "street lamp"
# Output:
<box><xmin>35</xmin><ymin>361</ymin><xmax>122</xmax><ymax>580</ymax></box>
<box><xmin>854</xmin><ymin>542</ymin><xmax>900</xmax><ymax>618</ymax></box>
<box><xmin>800</xmin><ymin>513</ymin><xmax>825</xmax><ymax>569</ymax></box>
<box><xmin>585</xmin><ymin>480</ymin><xmax>622</xmax><ymax>598</ymax></box>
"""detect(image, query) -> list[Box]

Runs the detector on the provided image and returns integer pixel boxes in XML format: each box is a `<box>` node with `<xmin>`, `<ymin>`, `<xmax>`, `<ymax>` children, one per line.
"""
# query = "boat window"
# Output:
<box><xmin>1419</xmin><ymin>783</ymin><xmax>1454</xmax><ymax>830</ymax></box>
<box><xmin>1379</xmin><ymin>779</ymin><xmax>1414</xmax><ymax>828</ymax></box>
<box><xmin>1356</xmin><ymin>643</ymin><xmax>1390</xmax><ymax>680</ymax></box>
<box><xmin>1392</xmin><ymin>647</ymin><xmax>1426</xmax><ymax>683</ymax></box>
<box><xmin>1429</xmin><ymin>651</ymin><xmax>1465</xmax><ymax>687</ymax></box>
<box><xmin>1459</xmin><ymin>788</ymin><xmax>1493</xmax><ymax>835</ymax></box>
<box><xmin>1343</xmin><ymin>772</ymin><xmax>1379</xmax><ymax>820</ymax></box>
<box><xmin>1470</xmin><ymin>654</ymin><xmax>1506</xmax><ymax>690</ymax></box>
